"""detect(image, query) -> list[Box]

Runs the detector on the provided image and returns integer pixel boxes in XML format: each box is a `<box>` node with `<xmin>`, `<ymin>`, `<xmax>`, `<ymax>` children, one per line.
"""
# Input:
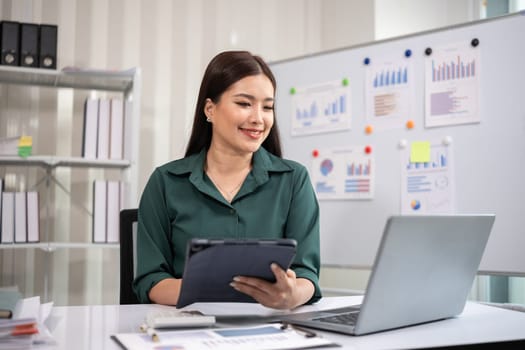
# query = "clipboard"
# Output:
<box><xmin>176</xmin><ymin>238</ymin><xmax>297</xmax><ymax>308</ymax></box>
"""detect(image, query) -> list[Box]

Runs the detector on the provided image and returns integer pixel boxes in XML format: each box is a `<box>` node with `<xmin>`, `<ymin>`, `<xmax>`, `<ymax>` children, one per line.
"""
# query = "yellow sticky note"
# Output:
<box><xmin>410</xmin><ymin>141</ymin><xmax>431</xmax><ymax>163</ymax></box>
<box><xmin>18</xmin><ymin>136</ymin><xmax>33</xmax><ymax>147</ymax></box>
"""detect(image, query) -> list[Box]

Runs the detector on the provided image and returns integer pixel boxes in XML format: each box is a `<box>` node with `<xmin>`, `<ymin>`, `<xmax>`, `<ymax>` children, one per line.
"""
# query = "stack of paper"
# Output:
<box><xmin>0</xmin><ymin>295</ymin><xmax>55</xmax><ymax>348</ymax></box>
<box><xmin>13</xmin><ymin>296</ymin><xmax>54</xmax><ymax>347</ymax></box>
<box><xmin>0</xmin><ymin>317</ymin><xmax>38</xmax><ymax>348</ymax></box>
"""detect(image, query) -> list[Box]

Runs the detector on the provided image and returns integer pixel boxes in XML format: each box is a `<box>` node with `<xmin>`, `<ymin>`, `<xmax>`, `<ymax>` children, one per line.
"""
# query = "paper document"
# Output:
<box><xmin>181</xmin><ymin>296</ymin><xmax>362</xmax><ymax>318</ymax></box>
<box><xmin>111</xmin><ymin>323</ymin><xmax>338</xmax><ymax>350</ymax></box>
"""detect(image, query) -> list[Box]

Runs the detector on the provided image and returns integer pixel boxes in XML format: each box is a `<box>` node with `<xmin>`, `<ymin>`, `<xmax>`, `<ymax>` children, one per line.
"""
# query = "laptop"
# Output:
<box><xmin>281</xmin><ymin>214</ymin><xmax>495</xmax><ymax>335</ymax></box>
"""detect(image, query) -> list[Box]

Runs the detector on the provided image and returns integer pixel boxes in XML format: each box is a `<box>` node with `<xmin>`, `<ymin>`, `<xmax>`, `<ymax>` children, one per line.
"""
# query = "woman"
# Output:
<box><xmin>133</xmin><ymin>51</ymin><xmax>321</xmax><ymax>309</ymax></box>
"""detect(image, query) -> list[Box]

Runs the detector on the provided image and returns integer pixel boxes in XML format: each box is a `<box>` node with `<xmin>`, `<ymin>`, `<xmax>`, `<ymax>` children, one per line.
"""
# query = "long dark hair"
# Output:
<box><xmin>184</xmin><ymin>51</ymin><xmax>282</xmax><ymax>157</ymax></box>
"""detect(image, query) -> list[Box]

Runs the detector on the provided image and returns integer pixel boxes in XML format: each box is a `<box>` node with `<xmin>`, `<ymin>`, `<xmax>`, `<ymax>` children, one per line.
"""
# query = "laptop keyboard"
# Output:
<box><xmin>313</xmin><ymin>311</ymin><xmax>360</xmax><ymax>326</ymax></box>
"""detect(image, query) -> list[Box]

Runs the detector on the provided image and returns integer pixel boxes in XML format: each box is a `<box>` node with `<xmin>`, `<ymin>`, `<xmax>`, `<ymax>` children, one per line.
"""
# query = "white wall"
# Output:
<box><xmin>375</xmin><ymin>0</ymin><xmax>480</xmax><ymax>39</ymax></box>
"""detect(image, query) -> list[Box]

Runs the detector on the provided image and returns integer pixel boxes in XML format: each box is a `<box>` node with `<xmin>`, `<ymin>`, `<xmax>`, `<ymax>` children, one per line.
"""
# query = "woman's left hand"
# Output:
<box><xmin>230</xmin><ymin>263</ymin><xmax>314</xmax><ymax>310</ymax></box>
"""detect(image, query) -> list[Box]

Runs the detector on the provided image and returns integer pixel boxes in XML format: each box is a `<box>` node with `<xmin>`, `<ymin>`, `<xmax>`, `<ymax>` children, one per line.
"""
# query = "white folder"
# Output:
<box><xmin>82</xmin><ymin>98</ymin><xmax>99</xmax><ymax>159</ymax></box>
<box><xmin>93</xmin><ymin>181</ymin><xmax>107</xmax><ymax>243</ymax></box>
<box><xmin>1</xmin><ymin>192</ymin><xmax>14</xmax><ymax>243</ymax></box>
<box><xmin>14</xmin><ymin>192</ymin><xmax>27</xmax><ymax>243</ymax></box>
<box><xmin>97</xmin><ymin>99</ymin><xmax>111</xmax><ymax>160</ymax></box>
<box><xmin>106</xmin><ymin>181</ymin><xmax>120</xmax><ymax>243</ymax></box>
<box><xmin>123</xmin><ymin>100</ymin><xmax>133</xmax><ymax>161</ymax></box>
<box><xmin>110</xmin><ymin>99</ymin><xmax>124</xmax><ymax>160</ymax></box>
<box><xmin>26</xmin><ymin>191</ymin><xmax>40</xmax><ymax>243</ymax></box>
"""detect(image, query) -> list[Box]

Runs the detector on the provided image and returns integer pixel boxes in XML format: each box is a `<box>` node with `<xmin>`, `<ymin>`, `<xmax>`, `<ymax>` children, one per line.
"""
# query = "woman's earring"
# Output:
<box><xmin>206</xmin><ymin>117</ymin><xmax>212</xmax><ymax>123</ymax></box>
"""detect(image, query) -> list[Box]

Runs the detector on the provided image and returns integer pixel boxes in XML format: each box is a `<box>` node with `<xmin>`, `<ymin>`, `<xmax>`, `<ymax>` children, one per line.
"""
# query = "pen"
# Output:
<box><xmin>139</xmin><ymin>323</ymin><xmax>159</xmax><ymax>342</ymax></box>
<box><xmin>280</xmin><ymin>322</ymin><xmax>317</xmax><ymax>338</ymax></box>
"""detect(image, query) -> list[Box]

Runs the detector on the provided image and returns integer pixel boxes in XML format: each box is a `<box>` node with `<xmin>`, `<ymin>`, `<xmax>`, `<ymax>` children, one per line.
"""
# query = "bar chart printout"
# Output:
<box><xmin>401</xmin><ymin>141</ymin><xmax>455</xmax><ymax>214</ymax></box>
<box><xmin>365</xmin><ymin>55</ymin><xmax>415</xmax><ymax>130</ymax></box>
<box><xmin>311</xmin><ymin>147</ymin><xmax>375</xmax><ymax>200</ymax></box>
<box><xmin>291</xmin><ymin>80</ymin><xmax>352</xmax><ymax>136</ymax></box>
<box><xmin>425</xmin><ymin>42</ymin><xmax>480</xmax><ymax>127</ymax></box>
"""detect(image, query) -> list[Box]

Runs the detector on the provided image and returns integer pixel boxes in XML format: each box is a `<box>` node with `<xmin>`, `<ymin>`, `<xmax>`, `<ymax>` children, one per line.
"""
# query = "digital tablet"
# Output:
<box><xmin>176</xmin><ymin>238</ymin><xmax>297</xmax><ymax>308</ymax></box>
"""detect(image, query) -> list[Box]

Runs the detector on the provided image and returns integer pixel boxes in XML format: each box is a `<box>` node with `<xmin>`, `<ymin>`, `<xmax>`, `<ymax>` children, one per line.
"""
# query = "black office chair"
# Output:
<box><xmin>119</xmin><ymin>208</ymin><xmax>140</xmax><ymax>304</ymax></box>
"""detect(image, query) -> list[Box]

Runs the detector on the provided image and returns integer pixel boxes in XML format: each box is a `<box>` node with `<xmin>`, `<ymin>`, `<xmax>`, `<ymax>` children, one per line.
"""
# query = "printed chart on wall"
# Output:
<box><xmin>310</xmin><ymin>147</ymin><xmax>374</xmax><ymax>200</ymax></box>
<box><xmin>425</xmin><ymin>41</ymin><xmax>480</xmax><ymax>127</ymax></box>
<box><xmin>365</xmin><ymin>53</ymin><xmax>415</xmax><ymax>130</ymax></box>
<box><xmin>290</xmin><ymin>79</ymin><xmax>351</xmax><ymax>136</ymax></box>
<box><xmin>400</xmin><ymin>139</ymin><xmax>455</xmax><ymax>214</ymax></box>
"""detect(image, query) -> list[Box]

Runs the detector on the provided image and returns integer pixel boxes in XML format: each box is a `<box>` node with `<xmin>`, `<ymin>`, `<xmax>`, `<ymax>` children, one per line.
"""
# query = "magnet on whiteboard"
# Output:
<box><xmin>312</xmin><ymin>149</ymin><xmax>319</xmax><ymax>157</ymax></box>
<box><xmin>442</xmin><ymin>136</ymin><xmax>453</xmax><ymax>146</ymax></box>
<box><xmin>398</xmin><ymin>139</ymin><xmax>408</xmax><ymax>149</ymax></box>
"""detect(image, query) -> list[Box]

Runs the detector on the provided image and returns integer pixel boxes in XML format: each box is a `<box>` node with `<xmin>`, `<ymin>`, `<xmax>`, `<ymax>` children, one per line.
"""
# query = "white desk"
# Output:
<box><xmin>43</xmin><ymin>296</ymin><xmax>525</xmax><ymax>350</ymax></box>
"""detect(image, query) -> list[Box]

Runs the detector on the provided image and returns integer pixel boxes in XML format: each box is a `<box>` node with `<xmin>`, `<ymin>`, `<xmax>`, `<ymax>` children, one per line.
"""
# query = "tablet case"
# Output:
<box><xmin>176</xmin><ymin>238</ymin><xmax>297</xmax><ymax>308</ymax></box>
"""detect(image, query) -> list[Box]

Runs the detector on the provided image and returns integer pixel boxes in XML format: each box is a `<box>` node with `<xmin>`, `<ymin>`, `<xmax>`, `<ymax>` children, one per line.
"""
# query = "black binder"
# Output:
<box><xmin>20</xmin><ymin>23</ymin><xmax>39</xmax><ymax>67</ymax></box>
<box><xmin>39</xmin><ymin>24</ymin><xmax>57</xmax><ymax>69</ymax></box>
<box><xmin>0</xmin><ymin>21</ymin><xmax>20</xmax><ymax>66</ymax></box>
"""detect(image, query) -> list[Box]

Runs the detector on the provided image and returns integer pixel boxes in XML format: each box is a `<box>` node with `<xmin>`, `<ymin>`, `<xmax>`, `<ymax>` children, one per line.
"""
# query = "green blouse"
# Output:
<box><xmin>132</xmin><ymin>147</ymin><xmax>322</xmax><ymax>305</ymax></box>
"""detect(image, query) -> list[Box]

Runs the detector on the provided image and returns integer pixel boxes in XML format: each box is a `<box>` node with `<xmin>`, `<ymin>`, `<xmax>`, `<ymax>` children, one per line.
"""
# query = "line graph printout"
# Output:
<box><xmin>400</xmin><ymin>140</ymin><xmax>455</xmax><ymax>214</ymax></box>
<box><xmin>425</xmin><ymin>42</ymin><xmax>480</xmax><ymax>127</ymax></box>
<box><xmin>365</xmin><ymin>54</ymin><xmax>415</xmax><ymax>130</ymax></box>
<box><xmin>310</xmin><ymin>147</ymin><xmax>375</xmax><ymax>200</ymax></box>
<box><xmin>290</xmin><ymin>80</ymin><xmax>352</xmax><ymax>136</ymax></box>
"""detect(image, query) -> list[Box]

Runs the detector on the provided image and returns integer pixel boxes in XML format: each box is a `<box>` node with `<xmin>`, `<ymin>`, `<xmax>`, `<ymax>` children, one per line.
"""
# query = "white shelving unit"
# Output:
<box><xmin>0</xmin><ymin>155</ymin><xmax>130</xmax><ymax>168</ymax></box>
<box><xmin>0</xmin><ymin>65</ymin><xmax>141</xmax><ymax>302</ymax></box>
<box><xmin>0</xmin><ymin>242</ymin><xmax>120</xmax><ymax>251</ymax></box>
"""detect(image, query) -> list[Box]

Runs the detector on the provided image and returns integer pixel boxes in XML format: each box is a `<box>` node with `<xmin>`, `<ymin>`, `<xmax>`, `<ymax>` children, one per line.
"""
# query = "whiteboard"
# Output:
<box><xmin>270</xmin><ymin>12</ymin><xmax>525</xmax><ymax>275</ymax></box>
